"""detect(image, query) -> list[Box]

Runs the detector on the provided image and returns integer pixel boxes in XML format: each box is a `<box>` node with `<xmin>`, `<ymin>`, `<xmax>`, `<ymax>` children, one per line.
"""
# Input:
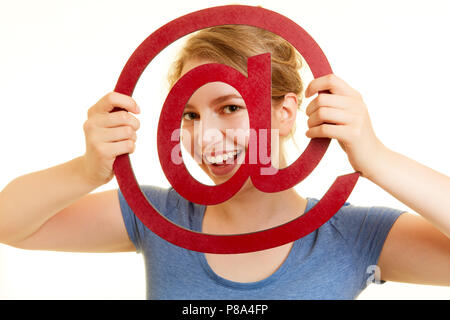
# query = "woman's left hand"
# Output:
<box><xmin>304</xmin><ymin>74</ymin><xmax>385</xmax><ymax>177</ymax></box>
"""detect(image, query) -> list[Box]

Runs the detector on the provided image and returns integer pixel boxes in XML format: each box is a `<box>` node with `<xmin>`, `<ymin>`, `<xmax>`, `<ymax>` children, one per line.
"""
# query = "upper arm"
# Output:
<box><xmin>10</xmin><ymin>189</ymin><xmax>136</xmax><ymax>253</ymax></box>
<box><xmin>378</xmin><ymin>212</ymin><xmax>450</xmax><ymax>285</ymax></box>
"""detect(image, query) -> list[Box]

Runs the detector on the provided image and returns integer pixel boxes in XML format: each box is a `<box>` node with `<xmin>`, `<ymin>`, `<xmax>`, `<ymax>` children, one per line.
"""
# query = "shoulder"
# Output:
<box><xmin>307</xmin><ymin>197</ymin><xmax>406</xmax><ymax>245</ymax></box>
<box><xmin>140</xmin><ymin>185</ymin><xmax>180</xmax><ymax>209</ymax></box>
<box><xmin>118</xmin><ymin>184</ymin><xmax>201</xmax><ymax>231</ymax></box>
<box><xmin>119</xmin><ymin>184</ymin><xmax>178</xmax><ymax>205</ymax></box>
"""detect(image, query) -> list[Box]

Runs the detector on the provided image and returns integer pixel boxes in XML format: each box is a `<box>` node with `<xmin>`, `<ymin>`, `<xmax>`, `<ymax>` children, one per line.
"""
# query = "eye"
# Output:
<box><xmin>223</xmin><ymin>105</ymin><xmax>242</xmax><ymax>114</ymax></box>
<box><xmin>182</xmin><ymin>111</ymin><xmax>199</xmax><ymax>121</ymax></box>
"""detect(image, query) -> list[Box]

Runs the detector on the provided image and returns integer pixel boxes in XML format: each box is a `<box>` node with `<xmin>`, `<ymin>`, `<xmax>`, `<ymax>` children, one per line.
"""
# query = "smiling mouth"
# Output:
<box><xmin>204</xmin><ymin>149</ymin><xmax>244</xmax><ymax>166</ymax></box>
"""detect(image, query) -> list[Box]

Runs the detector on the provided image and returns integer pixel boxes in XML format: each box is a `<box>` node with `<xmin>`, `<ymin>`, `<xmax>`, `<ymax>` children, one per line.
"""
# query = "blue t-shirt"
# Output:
<box><xmin>118</xmin><ymin>185</ymin><xmax>405</xmax><ymax>300</ymax></box>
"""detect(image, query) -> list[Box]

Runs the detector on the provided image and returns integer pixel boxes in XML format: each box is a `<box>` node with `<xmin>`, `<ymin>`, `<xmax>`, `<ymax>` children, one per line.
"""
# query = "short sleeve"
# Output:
<box><xmin>330</xmin><ymin>203</ymin><xmax>406</xmax><ymax>289</ymax></box>
<box><xmin>117</xmin><ymin>185</ymin><xmax>180</xmax><ymax>254</ymax></box>
<box><xmin>118</xmin><ymin>188</ymin><xmax>144</xmax><ymax>253</ymax></box>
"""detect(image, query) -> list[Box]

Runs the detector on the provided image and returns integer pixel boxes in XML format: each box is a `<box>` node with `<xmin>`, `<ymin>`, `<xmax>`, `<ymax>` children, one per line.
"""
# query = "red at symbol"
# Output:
<box><xmin>113</xmin><ymin>5</ymin><xmax>360</xmax><ymax>254</ymax></box>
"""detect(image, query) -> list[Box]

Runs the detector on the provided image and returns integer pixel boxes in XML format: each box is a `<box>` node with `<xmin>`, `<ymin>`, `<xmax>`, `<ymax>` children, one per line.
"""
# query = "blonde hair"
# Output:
<box><xmin>168</xmin><ymin>25</ymin><xmax>304</xmax><ymax>165</ymax></box>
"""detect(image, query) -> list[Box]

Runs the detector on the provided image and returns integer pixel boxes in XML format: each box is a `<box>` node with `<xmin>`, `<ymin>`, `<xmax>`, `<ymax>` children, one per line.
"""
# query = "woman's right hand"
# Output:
<box><xmin>81</xmin><ymin>92</ymin><xmax>141</xmax><ymax>187</ymax></box>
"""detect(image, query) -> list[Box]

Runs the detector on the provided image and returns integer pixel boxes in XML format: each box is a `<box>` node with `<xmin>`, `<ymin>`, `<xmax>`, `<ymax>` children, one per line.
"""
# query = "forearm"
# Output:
<box><xmin>364</xmin><ymin>144</ymin><xmax>450</xmax><ymax>237</ymax></box>
<box><xmin>0</xmin><ymin>156</ymin><xmax>101</xmax><ymax>244</ymax></box>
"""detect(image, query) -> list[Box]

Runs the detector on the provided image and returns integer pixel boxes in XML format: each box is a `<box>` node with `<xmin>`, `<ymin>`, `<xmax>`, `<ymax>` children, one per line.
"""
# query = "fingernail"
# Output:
<box><xmin>136</xmin><ymin>105</ymin><xmax>141</xmax><ymax>113</ymax></box>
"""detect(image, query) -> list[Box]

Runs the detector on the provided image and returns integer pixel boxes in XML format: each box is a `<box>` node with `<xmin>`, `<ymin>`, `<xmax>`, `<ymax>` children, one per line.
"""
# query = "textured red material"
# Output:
<box><xmin>112</xmin><ymin>5</ymin><xmax>360</xmax><ymax>253</ymax></box>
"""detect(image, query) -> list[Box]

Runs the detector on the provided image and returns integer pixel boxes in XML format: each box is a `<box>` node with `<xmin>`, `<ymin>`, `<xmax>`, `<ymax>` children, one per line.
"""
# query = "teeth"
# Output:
<box><xmin>206</xmin><ymin>150</ymin><xmax>239</xmax><ymax>164</ymax></box>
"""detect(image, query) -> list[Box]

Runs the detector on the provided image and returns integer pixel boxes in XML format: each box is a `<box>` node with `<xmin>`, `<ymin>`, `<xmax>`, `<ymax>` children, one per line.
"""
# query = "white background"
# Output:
<box><xmin>0</xmin><ymin>0</ymin><xmax>449</xmax><ymax>299</ymax></box>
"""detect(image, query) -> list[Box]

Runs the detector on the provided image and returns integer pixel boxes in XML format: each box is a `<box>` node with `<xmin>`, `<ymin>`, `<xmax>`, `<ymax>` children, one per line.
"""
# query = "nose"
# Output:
<box><xmin>195</xmin><ymin>112</ymin><xmax>226</xmax><ymax>154</ymax></box>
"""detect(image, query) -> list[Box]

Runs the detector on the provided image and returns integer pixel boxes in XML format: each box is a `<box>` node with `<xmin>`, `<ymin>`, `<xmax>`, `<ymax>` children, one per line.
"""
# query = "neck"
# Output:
<box><xmin>203</xmin><ymin>179</ymin><xmax>307</xmax><ymax>234</ymax></box>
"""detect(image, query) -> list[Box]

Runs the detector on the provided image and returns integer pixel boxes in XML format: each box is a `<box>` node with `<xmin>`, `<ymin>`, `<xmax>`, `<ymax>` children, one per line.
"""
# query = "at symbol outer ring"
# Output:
<box><xmin>112</xmin><ymin>5</ymin><xmax>360</xmax><ymax>253</ymax></box>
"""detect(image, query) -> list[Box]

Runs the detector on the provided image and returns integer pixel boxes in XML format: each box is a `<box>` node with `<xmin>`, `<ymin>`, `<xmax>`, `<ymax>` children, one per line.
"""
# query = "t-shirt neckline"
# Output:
<box><xmin>192</xmin><ymin>198</ymin><xmax>314</xmax><ymax>290</ymax></box>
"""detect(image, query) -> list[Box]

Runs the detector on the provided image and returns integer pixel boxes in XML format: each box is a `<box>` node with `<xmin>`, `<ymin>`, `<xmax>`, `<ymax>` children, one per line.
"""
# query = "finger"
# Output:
<box><xmin>100</xmin><ymin>126</ymin><xmax>137</xmax><ymax>143</ymax></box>
<box><xmin>305</xmin><ymin>93</ymin><xmax>360</xmax><ymax>116</ymax></box>
<box><xmin>104</xmin><ymin>139</ymin><xmax>137</xmax><ymax>158</ymax></box>
<box><xmin>305</xmin><ymin>123</ymin><xmax>346</xmax><ymax>140</ymax></box>
<box><xmin>98</xmin><ymin>110</ymin><xmax>140</xmax><ymax>131</ymax></box>
<box><xmin>305</xmin><ymin>74</ymin><xmax>361</xmax><ymax>99</ymax></box>
<box><xmin>89</xmin><ymin>92</ymin><xmax>140</xmax><ymax>117</ymax></box>
<box><xmin>307</xmin><ymin>107</ymin><xmax>353</xmax><ymax>128</ymax></box>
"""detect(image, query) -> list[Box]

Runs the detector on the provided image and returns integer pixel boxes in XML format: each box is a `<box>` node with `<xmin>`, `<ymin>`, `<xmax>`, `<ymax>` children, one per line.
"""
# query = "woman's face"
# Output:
<box><xmin>181</xmin><ymin>60</ymin><xmax>290</xmax><ymax>184</ymax></box>
<box><xmin>179</xmin><ymin>59</ymin><xmax>250</xmax><ymax>185</ymax></box>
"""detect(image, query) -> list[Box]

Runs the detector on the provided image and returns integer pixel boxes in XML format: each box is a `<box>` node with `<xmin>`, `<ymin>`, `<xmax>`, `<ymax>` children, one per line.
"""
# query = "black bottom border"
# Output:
<box><xmin>0</xmin><ymin>299</ymin><xmax>445</xmax><ymax>318</ymax></box>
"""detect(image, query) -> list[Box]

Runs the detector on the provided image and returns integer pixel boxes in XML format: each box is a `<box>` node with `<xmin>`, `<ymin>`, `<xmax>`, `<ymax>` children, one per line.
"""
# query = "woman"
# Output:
<box><xmin>0</xmin><ymin>25</ymin><xmax>448</xmax><ymax>299</ymax></box>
